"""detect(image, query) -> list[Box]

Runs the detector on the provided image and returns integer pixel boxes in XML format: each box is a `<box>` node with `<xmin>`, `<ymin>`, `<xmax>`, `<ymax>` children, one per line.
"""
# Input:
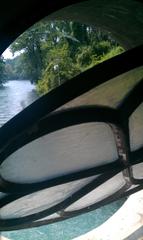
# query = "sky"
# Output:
<box><xmin>2</xmin><ymin>48</ymin><xmax>22</xmax><ymax>59</ymax></box>
<box><xmin>2</xmin><ymin>48</ymin><xmax>13</xmax><ymax>59</ymax></box>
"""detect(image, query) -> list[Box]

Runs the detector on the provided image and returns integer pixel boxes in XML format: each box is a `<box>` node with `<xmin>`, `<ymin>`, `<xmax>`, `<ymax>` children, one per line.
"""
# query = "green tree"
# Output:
<box><xmin>9</xmin><ymin>21</ymin><xmax>47</xmax><ymax>82</ymax></box>
<box><xmin>0</xmin><ymin>57</ymin><xmax>6</xmax><ymax>85</ymax></box>
<box><xmin>7</xmin><ymin>20</ymin><xmax>124</xmax><ymax>93</ymax></box>
<box><xmin>37</xmin><ymin>43</ymin><xmax>80</xmax><ymax>93</ymax></box>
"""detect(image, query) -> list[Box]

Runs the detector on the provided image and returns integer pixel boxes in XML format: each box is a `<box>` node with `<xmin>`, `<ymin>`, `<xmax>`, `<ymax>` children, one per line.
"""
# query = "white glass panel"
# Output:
<box><xmin>65</xmin><ymin>173</ymin><xmax>125</xmax><ymax>212</ymax></box>
<box><xmin>125</xmin><ymin>184</ymin><xmax>139</xmax><ymax>192</ymax></box>
<box><xmin>0</xmin><ymin>123</ymin><xmax>117</xmax><ymax>184</ymax></box>
<box><xmin>129</xmin><ymin>103</ymin><xmax>143</xmax><ymax>151</ymax></box>
<box><xmin>0</xmin><ymin>176</ymin><xmax>94</xmax><ymax>219</ymax></box>
<box><xmin>35</xmin><ymin>213</ymin><xmax>60</xmax><ymax>222</ymax></box>
<box><xmin>133</xmin><ymin>163</ymin><xmax>143</xmax><ymax>179</ymax></box>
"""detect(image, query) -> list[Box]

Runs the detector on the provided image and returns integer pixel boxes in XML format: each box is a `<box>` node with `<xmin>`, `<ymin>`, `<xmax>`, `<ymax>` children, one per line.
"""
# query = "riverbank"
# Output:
<box><xmin>73</xmin><ymin>190</ymin><xmax>143</xmax><ymax>240</ymax></box>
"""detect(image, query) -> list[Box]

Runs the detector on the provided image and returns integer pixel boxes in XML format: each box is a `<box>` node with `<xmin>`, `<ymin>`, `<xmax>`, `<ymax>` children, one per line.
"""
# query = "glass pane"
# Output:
<box><xmin>133</xmin><ymin>163</ymin><xmax>143</xmax><ymax>180</ymax></box>
<box><xmin>124</xmin><ymin>184</ymin><xmax>140</xmax><ymax>194</ymax></box>
<box><xmin>35</xmin><ymin>213</ymin><xmax>60</xmax><ymax>222</ymax></box>
<box><xmin>1</xmin><ymin>123</ymin><xmax>117</xmax><ymax>184</ymax></box>
<box><xmin>65</xmin><ymin>173</ymin><xmax>125</xmax><ymax>212</ymax></box>
<box><xmin>129</xmin><ymin>103</ymin><xmax>143</xmax><ymax>151</ymax></box>
<box><xmin>59</xmin><ymin>66</ymin><xmax>143</xmax><ymax>110</ymax></box>
<box><xmin>2</xmin><ymin>199</ymin><xmax>125</xmax><ymax>240</ymax></box>
<box><xmin>0</xmin><ymin>176</ymin><xmax>94</xmax><ymax>220</ymax></box>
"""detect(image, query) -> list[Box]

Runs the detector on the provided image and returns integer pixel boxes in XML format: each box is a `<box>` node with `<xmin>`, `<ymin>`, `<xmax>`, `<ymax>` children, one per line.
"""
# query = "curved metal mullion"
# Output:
<box><xmin>1</xmin><ymin>46</ymin><xmax>143</xmax><ymax>230</ymax></box>
<box><xmin>117</xmin><ymin>78</ymin><xmax>143</xmax><ymax>184</ymax></box>
<box><xmin>0</xmin><ymin>161</ymin><xmax>123</xmax><ymax>194</ymax></box>
<box><xmin>0</xmin><ymin>182</ymin><xmax>132</xmax><ymax>231</ymax></box>
<box><xmin>32</xmin><ymin>185</ymin><xmax>143</xmax><ymax>231</ymax></box>
<box><xmin>110</xmin><ymin>123</ymin><xmax>133</xmax><ymax>186</ymax></box>
<box><xmin>0</xmin><ymin>170</ymin><xmax>119</xmax><ymax>229</ymax></box>
<box><xmin>0</xmin><ymin>45</ymin><xmax>143</xmax><ymax>150</ymax></box>
<box><xmin>118</xmin><ymin>79</ymin><xmax>143</xmax><ymax>184</ymax></box>
<box><xmin>0</xmin><ymin>106</ymin><xmax>120</xmax><ymax>166</ymax></box>
<box><xmin>1</xmin><ymin>139</ymin><xmax>143</xmax><ymax>195</ymax></box>
<box><xmin>0</xmin><ymin>106</ymin><xmax>121</xmax><ymax>194</ymax></box>
<box><xmin>63</xmin><ymin>183</ymin><xmax>130</xmax><ymax>217</ymax></box>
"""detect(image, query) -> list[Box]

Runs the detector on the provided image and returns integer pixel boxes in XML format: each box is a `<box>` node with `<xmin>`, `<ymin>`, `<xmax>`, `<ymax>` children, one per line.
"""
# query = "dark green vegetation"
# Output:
<box><xmin>0</xmin><ymin>57</ymin><xmax>6</xmax><ymax>85</ymax></box>
<box><xmin>1</xmin><ymin>20</ymin><xmax>123</xmax><ymax>92</ymax></box>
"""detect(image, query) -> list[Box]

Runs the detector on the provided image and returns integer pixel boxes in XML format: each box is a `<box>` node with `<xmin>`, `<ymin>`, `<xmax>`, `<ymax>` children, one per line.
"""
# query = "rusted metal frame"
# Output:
<box><xmin>110</xmin><ymin>124</ymin><xmax>132</xmax><ymax>186</ymax></box>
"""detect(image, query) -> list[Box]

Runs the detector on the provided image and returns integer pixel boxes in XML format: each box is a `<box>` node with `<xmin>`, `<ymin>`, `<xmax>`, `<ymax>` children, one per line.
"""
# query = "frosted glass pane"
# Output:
<box><xmin>1</xmin><ymin>123</ymin><xmax>117</xmax><ymax>184</ymax></box>
<box><xmin>65</xmin><ymin>173</ymin><xmax>125</xmax><ymax>212</ymax></box>
<box><xmin>129</xmin><ymin>103</ymin><xmax>143</xmax><ymax>151</ymax></box>
<box><xmin>35</xmin><ymin>213</ymin><xmax>59</xmax><ymax>222</ymax></box>
<box><xmin>133</xmin><ymin>163</ymin><xmax>143</xmax><ymax>179</ymax></box>
<box><xmin>0</xmin><ymin>176</ymin><xmax>94</xmax><ymax>219</ymax></box>
<box><xmin>125</xmin><ymin>184</ymin><xmax>140</xmax><ymax>192</ymax></box>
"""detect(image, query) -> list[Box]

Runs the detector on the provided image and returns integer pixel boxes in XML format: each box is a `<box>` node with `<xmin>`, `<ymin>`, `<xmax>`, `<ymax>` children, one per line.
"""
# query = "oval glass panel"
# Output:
<box><xmin>35</xmin><ymin>213</ymin><xmax>60</xmax><ymax>222</ymax></box>
<box><xmin>65</xmin><ymin>173</ymin><xmax>125</xmax><ymax>212</ymax></box>
<box><xmin>0</xmin><ymin>176</ymin><xmax>94</xmax><ymax>220</ymax></box>
<box><xmin>132</xmin><ymin>163</ymin><xmax>143</xmax><ymax>180</ymax></box>
<box><xmin>0</xmin><ymin>123</ymin><xmax>118</xmax><ymax>184</ymax></box>
<box><xmin>129</xmin><ymin>103</ymin><xmax>143</xmax><ymax>151</ymax></box>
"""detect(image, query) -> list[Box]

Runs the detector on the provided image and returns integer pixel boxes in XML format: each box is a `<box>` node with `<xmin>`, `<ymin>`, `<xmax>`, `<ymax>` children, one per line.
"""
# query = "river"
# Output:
<box><xmin>1</xmin><ymin>80</ymin><xmax>125</xmax><ymax>239</ymax></box>
<box><xmin>0</xmin><ymin>80</ymin><xmax>37</xmax><ymax>127</ymax></box>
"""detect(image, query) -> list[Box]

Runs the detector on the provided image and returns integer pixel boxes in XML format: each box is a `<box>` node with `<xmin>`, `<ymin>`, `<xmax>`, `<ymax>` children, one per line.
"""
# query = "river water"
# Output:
<box><xmin>1</xmin><ymin>80</ymin><xmax>125</xmax><ymax>239</ymax></box>
<box><xmin>0</xmin><ymin>80</ymin><xmax>37</xmax><ymax>127</ymax></box>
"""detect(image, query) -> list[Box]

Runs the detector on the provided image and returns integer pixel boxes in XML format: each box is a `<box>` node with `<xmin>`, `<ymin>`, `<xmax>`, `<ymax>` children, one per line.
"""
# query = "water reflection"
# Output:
<box><xmin>0</xmin><ymin>80</ymin><xmax>38</xmax><ymax>127</ymax></box>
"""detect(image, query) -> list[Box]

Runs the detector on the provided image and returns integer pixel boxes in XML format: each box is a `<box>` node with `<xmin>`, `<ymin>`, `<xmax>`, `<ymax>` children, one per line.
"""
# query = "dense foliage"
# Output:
<box><xmin>0</xmin><ymin>57</ymin><xmax>6</xmax><ymax>85</ymax></box>
<box><xmin>2</xmin><ymin>20</ymin><xmax>124</xmax><ymax>92</ymax></box>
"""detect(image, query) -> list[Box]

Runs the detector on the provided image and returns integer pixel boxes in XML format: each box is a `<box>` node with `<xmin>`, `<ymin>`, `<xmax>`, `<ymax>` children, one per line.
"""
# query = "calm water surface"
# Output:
<box><xmin>1</xmin><ymin>80</ymin><xmax>125</xmax><ymax>239</ymax></box>
<box><xmin>0</xmin><ymin>80</ymin><xmax>37</xmax><ymax>127</ymax></box>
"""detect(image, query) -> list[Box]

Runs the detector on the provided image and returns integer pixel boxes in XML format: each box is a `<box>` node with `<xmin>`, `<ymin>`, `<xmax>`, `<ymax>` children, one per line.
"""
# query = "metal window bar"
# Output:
<box><xmin>0</xmin><ymin>45</ymin><xmax>143</xmax><ymax>231</ymax></box>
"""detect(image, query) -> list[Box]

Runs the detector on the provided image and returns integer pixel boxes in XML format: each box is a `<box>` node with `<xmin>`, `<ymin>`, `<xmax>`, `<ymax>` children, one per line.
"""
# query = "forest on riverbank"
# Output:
<box><xmin>0</xmin><ymin>20</ymin><xmax>123</xmax><ymax>94</ymax></box>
